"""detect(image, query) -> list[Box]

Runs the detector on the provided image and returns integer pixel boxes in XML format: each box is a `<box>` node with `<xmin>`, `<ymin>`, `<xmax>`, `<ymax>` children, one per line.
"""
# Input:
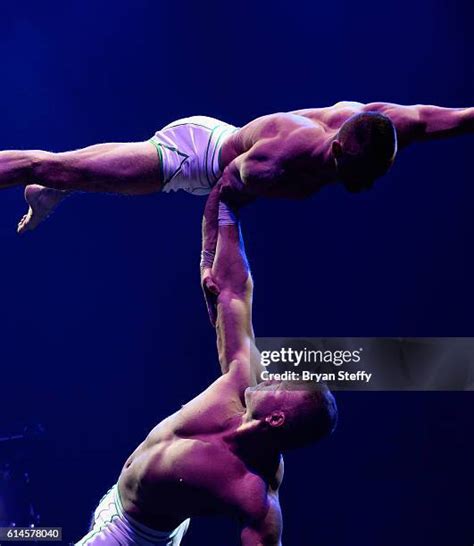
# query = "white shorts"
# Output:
<box><xmin>75</xmin><ymin>484</ymin><xmax>190</xmax><ymax>546</ymax></box>
<box><xmin>150</xmin><ymin>115</ymin><xmax>239</xmax><ymax>195</ymax></box>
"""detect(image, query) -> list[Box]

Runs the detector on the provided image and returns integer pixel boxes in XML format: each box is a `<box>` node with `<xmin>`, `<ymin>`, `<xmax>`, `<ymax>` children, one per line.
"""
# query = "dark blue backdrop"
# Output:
<box><xmin>0</xmin><ymin>1</ymin><xmax>473</xmax><ymax>545</ymax></box>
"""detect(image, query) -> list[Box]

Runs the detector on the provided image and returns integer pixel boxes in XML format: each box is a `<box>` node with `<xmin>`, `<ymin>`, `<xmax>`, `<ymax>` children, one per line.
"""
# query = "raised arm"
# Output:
<box><xmin>202</xmin><ymin>199</ymin><xmax>264</xmax><ymax>386</ymax></box>
<box><xmin>200</xmin><ymin>159</ymin><xmax>254</xmax><ymax>324</ymax></box>
<box><xmin>364</xmin><ymin>102</ymin><xmax>474</xmax><ymax>147</ymax></box>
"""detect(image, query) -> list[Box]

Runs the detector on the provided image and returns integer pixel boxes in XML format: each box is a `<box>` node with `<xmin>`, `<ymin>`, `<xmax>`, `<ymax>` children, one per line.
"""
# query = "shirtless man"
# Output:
<box><xmin>75</xmin><ymin>202</ymin><xmax>337</xmax><ymax>545</ymax></box>
<box><xmin>0</xmin><ymin>101</ymin><xmax>471</xmax><ymax>233</ymax></box>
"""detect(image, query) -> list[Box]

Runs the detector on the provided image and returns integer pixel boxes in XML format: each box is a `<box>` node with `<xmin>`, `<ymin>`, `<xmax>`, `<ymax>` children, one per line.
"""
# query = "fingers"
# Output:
<box><xmin>201</xmin><ymin>268</ymin><xmax>220</xmax><ymax>295</ymax></box>
<box><xmin>219</xmin><ymin>183</ymin><xmax>255</xmax><ymax>209</ymax></box>
<box><xmin>203</xmin><ymin>276</ymin><xmax>220</xmax><ymax>296</ymax></box>
<box><xmin>219</xmin><ymin>177</ymin><xmax>244</xmax><ymax>200</ymax></box>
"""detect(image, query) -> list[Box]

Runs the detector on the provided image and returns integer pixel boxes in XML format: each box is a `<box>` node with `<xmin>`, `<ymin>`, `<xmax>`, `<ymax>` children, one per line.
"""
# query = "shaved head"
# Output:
<box><xmin>333</xmin><ymin>111</ymin><xmax>398</xmax><ymax>191</ymax></box>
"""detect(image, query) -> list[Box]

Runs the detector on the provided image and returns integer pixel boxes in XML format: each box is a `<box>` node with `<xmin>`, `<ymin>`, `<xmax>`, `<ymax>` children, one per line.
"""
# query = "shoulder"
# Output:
<box><xmin>235</xmin><ymin>454</ymin><xmax>284</xmax><ymax>514</ymax></box>
<box><xmin>235</xmin><ymin>474</ymin><xmax>279</xmax><ymax>514</ymax></box>
<box><xmin>291</xmin><ymin>101</ymin><xmax>365</xmax><ymax>127</ymax></box>
<box><xmin>246</xmin><ymin>116</ymin><xmax>323</xmax><ymax>159</ymax></box>
<box><xmin>240</xmin><ymin>112</ymin><xmax>320</xmax><ymax>142</ymax></box>
<box><xmin>239</xmin><ymin>487</ymin><xmax>283</xmax><ymax>545</ymax></box>
<box><xmin>236</xmin><ymin>114</ymin><xmax>324</xmax><ymax>183</ymax></box>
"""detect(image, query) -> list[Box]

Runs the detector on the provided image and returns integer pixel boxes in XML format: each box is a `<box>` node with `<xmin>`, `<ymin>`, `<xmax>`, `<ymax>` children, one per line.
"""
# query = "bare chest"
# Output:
<box><xmin>119</xmin><ymin>436</ymin><xmax>266</xmax><ymax>524</ymax></box>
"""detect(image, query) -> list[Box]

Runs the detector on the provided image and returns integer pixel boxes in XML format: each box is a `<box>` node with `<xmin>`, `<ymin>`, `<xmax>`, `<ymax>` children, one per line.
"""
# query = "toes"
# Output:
<box><xmin>17</xmin><ymin>213</ymin><xmax>32</xmax><ymax>234</ymax></box>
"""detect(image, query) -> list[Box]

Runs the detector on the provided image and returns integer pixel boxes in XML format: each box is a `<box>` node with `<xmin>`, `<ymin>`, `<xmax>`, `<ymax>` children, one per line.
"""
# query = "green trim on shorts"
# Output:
<box><xmin>212</xmin><ymin>131</ymin><xmax>227</xmax><ymax>178</ymax></box>
<box><xmin>149</xmin><ymin>138</ymin><xmax>165</xmax><ymax>187</ymax></box>
<box><xmin>214</xmin><ymin>127</ymin><xmax>239</xmax><ymax>178</ymax></box>
<box><xmin>204</xmin><ymin>126</ymin><xmax>220</xmax><ymax>186</ymax></box>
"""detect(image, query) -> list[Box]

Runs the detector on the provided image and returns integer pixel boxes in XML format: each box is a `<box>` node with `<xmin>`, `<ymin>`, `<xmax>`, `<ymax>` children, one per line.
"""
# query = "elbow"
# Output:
<box><xmin>216</xmin><ymin>274</ymin><xmax>254</xmax><ymax>301</ymax></box>
<box><xmin>217</xmin><ymin>285</ymin><xmax>251</xmax><ymax>307</ymax></box>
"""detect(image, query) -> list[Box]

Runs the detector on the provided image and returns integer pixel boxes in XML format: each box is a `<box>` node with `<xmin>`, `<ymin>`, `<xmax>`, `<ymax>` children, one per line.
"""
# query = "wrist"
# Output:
<box><xmin>218</xmin><ymin>201</ymin><xmax>238</xmax><ymax>225</ymax></box>
<box><xmin>200</xmin><ymin>249</ymin><xmax>215</xmax><ymax>272</ymax></box>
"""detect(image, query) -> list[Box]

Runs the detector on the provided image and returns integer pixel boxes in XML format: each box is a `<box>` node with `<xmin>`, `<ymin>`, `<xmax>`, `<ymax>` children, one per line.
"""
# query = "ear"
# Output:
<box><xmin>331</xmin><ymin>140</ymin><xmax>343</xmax><ymax>159</ymax></box>
<box><xmin>265</xmin><ymin>411</ymin><xmax>285</xmax><ymax>428</ymax></box>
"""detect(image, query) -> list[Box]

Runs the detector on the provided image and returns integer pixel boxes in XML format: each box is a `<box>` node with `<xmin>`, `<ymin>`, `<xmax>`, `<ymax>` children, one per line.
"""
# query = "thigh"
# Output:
<box><xmin>54</xmin><ymin>141</ymin><xmax>163</xmax><ymax>195</ymax></box>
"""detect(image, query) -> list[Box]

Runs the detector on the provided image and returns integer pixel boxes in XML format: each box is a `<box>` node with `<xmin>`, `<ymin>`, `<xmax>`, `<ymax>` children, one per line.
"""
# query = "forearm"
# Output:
<box><xmin>365</xmin><ymin>102</ymin><xmax>474</xmax><ymax>147</ymax></box>
<box><xmin>201</xmin><ymin>160</ymin><xmax>249</xmax><ymax>276</ymax></box>
<box><xmin>416</xmin><ymin>105</ymin><xmax>474</xmax><ymax>140</ymax></box>
<box><xmin>201</xmin><ymin>183</ymin><xmax>221</xmax><ymax>274</ymax></box>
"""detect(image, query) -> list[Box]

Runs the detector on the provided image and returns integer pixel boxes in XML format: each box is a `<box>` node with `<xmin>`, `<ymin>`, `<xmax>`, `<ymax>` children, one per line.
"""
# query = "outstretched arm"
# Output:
<box><xmin>202</xmin><ymin>199</ymin><xmax>264</xmax><ymax>387</ymax></box>
<box><xmin>364</xmin><ymin>102</ymin><xmax>474</xmax><ymax>147</ymax></box>
<box><xmin>201</xmin><ymin>183</ymin><xmax>222</xmax><ymax>322</ymax></box>
<box><xmin>201</xmin><ymin>158</ymin><xmax>258</xmax><ymax>324</ymax></box>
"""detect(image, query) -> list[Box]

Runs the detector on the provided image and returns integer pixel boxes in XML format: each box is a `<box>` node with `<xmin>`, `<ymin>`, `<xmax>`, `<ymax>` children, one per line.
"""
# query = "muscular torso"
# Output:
<box><xmin>118</xmin><ymin>373</ymin><xmax>281</xmax><ymax>532</ymax></box>
<box><xmin>220</xmin><ymin>103</ymin><xmax>366</xmax><ymax>197</ymax></box>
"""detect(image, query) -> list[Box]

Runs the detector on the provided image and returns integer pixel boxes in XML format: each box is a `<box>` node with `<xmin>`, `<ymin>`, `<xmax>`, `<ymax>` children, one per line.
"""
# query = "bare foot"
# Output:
<box><xmin>17</xmin><ymin>184</ymin><xmax>70</xmax><ymax>234</ymax></box>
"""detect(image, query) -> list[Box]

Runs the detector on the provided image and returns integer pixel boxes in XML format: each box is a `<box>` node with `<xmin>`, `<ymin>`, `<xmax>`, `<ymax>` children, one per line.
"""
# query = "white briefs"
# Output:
<box><xmin>150</xmin><ymin>115</ymin><xmax>239</xmax><ymax>195</ymax></box>
<box><xmin>75</xmin><ymin>484</ymin><xmax>190</xmax><ymax>546</ymax></box>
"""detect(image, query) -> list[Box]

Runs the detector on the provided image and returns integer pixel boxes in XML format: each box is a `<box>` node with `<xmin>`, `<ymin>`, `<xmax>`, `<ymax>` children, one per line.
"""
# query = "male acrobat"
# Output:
<box><xmin>0</xmin><ymin>101</ymin><xmax>470</xmax><ymax>233</ymax></box>
<box><xmin>75</xmin><ymin>201</ymin><xmax>337</xmax><ymax>545</ymax></box>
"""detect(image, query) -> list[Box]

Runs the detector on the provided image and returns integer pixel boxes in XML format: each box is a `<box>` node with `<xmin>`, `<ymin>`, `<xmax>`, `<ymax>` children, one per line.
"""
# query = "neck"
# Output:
<box><xmin>228</xmin><ymin>416</ymin><xmax>281</xmax><ymax>462</ymax></box>
<box><xmin>224</xmin><ymin>416</ymin><xmax>284</xmax><ymax>487</ymax></box>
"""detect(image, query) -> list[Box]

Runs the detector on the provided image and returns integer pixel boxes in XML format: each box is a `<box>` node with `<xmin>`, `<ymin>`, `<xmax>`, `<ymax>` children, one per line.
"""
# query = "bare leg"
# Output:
<box><xmin>0</xmin><ymin>141</ymin><xmax>161</xmax><ymax>232</ymax></box>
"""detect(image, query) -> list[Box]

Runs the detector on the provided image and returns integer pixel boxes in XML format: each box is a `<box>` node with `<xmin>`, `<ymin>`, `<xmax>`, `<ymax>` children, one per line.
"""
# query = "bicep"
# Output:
<box><xmin>364</xmin><ymin>102</ymin><xmax>424</xmax><ymax>147</ymax></box>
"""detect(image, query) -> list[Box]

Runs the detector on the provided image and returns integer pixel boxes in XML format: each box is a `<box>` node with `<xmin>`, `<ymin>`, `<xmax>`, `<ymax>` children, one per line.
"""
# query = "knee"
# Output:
<box><xmin>32</xmin><ymin>152</ymin><xmax>68</xmax><ymax>186</ymax></box>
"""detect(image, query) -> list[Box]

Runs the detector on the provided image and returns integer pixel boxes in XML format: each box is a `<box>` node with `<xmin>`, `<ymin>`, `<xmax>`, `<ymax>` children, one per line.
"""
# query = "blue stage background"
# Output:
<box><xmin>0</xmin><ymin>1</ymin><xmax>473</xmax><ymax>544</ymax></box>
